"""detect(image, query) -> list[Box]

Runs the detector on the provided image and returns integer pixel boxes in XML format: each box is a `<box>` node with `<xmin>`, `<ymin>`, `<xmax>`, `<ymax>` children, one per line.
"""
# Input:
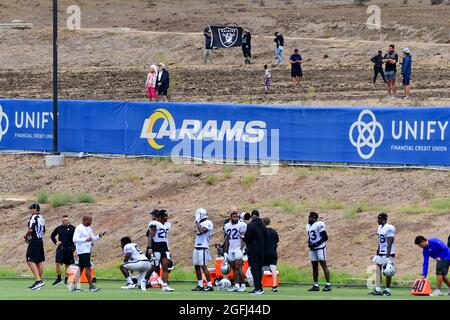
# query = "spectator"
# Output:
<box><xmin>383</xmin><ymin>44</ymin><xmax>399</xmax><ymax>97</ymax></box>
<box><xmin>400</xmin><ymin>47</ymin><xmax>412</xmax><ymax>99</ymax></box>
<box><xmin>371</xmin><ymin>50</ymin><xmax>386</xmax><ymax>85</ymax></box>
<box><xmin>145</xmin><ymin>65</ymin><xmax>158</xmax><ymax>102</ymax></box>
<box><xmin>262</xmin><ymin>217</ymin><xmax>279</xmax><ymax>292</ymax></box>
<box><xmin>263</xmin><ymin>65</ymin><xmax>272</xmax><ymax>91</ymax></box>
<box><xmin>243</xmin><ymin>209</ymin><xmax>267</xmax><ymax>295</ymax></box>
<box><xmin>242</xmin><ymin>29</ymin><xmax>252</xmax><ymax>65</ymax></box>
<box><xmin>156</xmin><ymin>63</ymin><xmax>170</xmax><ymax>102</ymax></box>
<box><xmin>274</xmin><ymin>32</ymin><xmax>284</xmax><ymax>64</ymax></box>
<box><xmin>203</xmin><ymin>27</ymin><xmax>213</xmax><ymax>64</ymax></box>
<box><xmin>290</xmin><ymin>49</ymin><xmax>303</xmax><ymax>87</ymax></box>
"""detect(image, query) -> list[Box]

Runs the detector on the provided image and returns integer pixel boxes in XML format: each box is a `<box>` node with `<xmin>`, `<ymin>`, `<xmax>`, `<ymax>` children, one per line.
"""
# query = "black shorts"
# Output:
<box><xmin>263</xmin><ymin>256</ymin><xmax>278</xmax><ymax>266</ymax></box>
<box><xmin>55</xmin><ymin>246</ymin><xmax>75</xmax><ymax>265</ymax></box>
<box><xmin>291</xmin><ymin>69</ymin><xmax>303</xmax><ymax>78</ymax></box>
<box><xmin>436</xmin><ymin>259</ymin><xmax>450</xmax><ymax>276</ymax></box>
<box><xmin>78</xmin><ymin>253</ymin><xmax>91</xmax><ymax>271</ymax></box>
<box><xmin>26</xmin><ymin>240</ymin><xmax>45</xmax><ymax>263</ymax></box>
<box><xmin>157</xmin><ymin>87</ymin><xmax>168</xmax><ymax>96</ymax></box>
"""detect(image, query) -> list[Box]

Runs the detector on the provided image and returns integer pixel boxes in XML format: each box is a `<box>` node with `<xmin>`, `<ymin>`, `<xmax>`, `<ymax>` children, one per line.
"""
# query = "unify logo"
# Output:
<box><xmin>140</xmin><ymin>108</ymin><xmax>266</xmax><ymax>149</ymax></box>
<box><xmin>349</xmin><ymin>110</ymin><xmax>384</xmax><ymax>160</ymax></box>
<box><xmin>218</xmin><ymin>27</ymin><xmax>239</xmax><ymax>48</ymax></box>
<box><xmin>0</xmin><ymin>104</ymin><xmax>9</xmax><ymax>142</ymax></box>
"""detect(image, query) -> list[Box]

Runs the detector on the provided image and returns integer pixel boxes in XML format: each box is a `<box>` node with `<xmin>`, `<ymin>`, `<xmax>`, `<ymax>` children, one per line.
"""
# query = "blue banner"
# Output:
<box><xmin>0</xmin><ymin>99</ymin><xmax>449</xmax><ymax>166</ymax></box>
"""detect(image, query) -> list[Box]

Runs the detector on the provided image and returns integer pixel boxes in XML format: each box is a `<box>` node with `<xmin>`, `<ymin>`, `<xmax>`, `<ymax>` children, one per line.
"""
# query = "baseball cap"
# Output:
<box><xmin>29</xmin><ymin>203</ymin><xmax>40</xmax><ymax>211</ymax></box>
<box><xmin>150</xmin><ymin>209</ymin><xmax>160</xmax><ymax>216</ymax></box>
<box><xmin>402</xmin><ymin>47</ymin><xmax>410</xmax><ymax>53</ymax></box>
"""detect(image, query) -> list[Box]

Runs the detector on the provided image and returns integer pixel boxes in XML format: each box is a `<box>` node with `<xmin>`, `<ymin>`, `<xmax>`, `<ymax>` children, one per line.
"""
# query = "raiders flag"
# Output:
<box><xmin>207</xmin><ymin>26</ymin><xmax>244</xmax><ymax>48</ymax></box>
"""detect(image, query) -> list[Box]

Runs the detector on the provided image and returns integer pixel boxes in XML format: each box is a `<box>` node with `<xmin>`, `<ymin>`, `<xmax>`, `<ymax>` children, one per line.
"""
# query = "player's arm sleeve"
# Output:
<box><xmin>422</xmin><ymin>251</ymin><xmax>429</xmax><ymax>277</ymax></box>
<box><xmin>313</xmin><ymin>230</ymin><xmax>329</xmax><ymax>247</ymax></box>
<box><xmin>50</xmin><ymin>226</ymin><xmax>59</xmax><ymax>244</ymax></box>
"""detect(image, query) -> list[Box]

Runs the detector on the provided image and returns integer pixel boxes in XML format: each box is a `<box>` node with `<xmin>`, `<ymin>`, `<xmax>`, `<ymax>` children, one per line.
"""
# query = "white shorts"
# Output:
<box><xmin>193</xmin><ymin>248</ymin><xmax>211</xmax><ymax>266</ymax></box>
<box><xmin>122</xmin><ymin>260</ymin><xmax>152</xmax><ymax>272</ymax></box>
<box><xmin>310</xmin><ymin>247</ymin><xmax>327</xmax><ymax>262</ymax></box>
<box><xmin>153</xmin><ymin>251</ymin><xmax>171</xmax><ymax>266</ymax></box>
<box><xmin>228</xmin><ymin>249</ymin><xmax>243</xmax><ymax>262</ymax></box>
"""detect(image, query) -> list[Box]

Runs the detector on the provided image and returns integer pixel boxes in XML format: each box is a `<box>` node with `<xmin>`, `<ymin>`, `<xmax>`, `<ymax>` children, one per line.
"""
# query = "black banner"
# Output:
<box><xmin>208</xmin><ymin>26</ymin><xmax>243</xmax><ymax>48</ymax></box>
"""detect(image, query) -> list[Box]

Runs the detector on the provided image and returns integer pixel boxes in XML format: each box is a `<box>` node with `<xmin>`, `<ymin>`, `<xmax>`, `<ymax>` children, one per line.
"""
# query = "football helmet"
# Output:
<box><xmin>195</xmin><ymin>208</ymin><xmax>208</xmax><ymax>223</ymax></box>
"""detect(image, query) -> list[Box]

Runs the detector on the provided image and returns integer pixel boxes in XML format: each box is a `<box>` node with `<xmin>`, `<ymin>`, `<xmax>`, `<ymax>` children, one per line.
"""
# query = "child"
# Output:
<box><xmin>264</xmin><ymin>65</ymin><xmax>272</xmax><ymax>91</ymax></box>
<box><xmin>145</xmin><ymin>65</ymin><xmax>158</xmax><ymax>101</ymax></box>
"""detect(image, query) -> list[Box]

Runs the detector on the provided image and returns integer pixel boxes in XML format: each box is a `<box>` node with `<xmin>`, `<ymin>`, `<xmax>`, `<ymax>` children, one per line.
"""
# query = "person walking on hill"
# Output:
<box><xmin>156</xmin><ymin>63</ymin><xmax>170</xmax><ymax>102</ymax></box>
<box><xmin>145</xmin><ymin>65</ymin><xmax>158</xmax><ymax>102</ymax></box>
<box><xmin>242</xmin><ymin>29</ymin><xmax>252</xmax><ymax>65</ymax></box>
<box><xmin>290</xmin><ymin>49</ymin><xmax>303</xmax><ymax>87</ymax></box>
<box><xmin>274</xmin><ymin>32</ymin><xmax>284</xmax><ymax>65</ymax></box>
<box><xmin>371</xmin><ymin>50</ymin><xmax>386</xmax><ymax>84</ymax></box>
<box><xmin>383</xmin><ymin>44</ymin><xmax>399</xmax><ymax>97</ymax></box>
<box><xmin>400</xmin><ymin>47</ymin><xmax>412</xmax><ymax>99</ymax></box>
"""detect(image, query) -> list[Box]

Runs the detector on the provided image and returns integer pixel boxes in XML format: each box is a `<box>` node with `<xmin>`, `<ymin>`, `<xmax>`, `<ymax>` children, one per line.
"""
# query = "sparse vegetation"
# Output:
<box><xmin>49</xmin><ymin>193</ymin><xmax>74</xmax><ymax>207</ymax></box>
<box><xmin>319</xmin><ymin>199</ymin><xmax>344</xmax><ymax>210</ymax></box>
<box><xmin>206</xmin><ymin>174</ymin><xmax>221</xmax><ymax>185</ymax></box>
<box><xmin>76</xmin><ymin>192</ymin><xmax>96</xmax><ymax>204</ymax></box>
<box><xmin>240</xmin><ymin>175</ymin><xmax>256</xmax><ymax>187</ymax></box>
<box><xmin>37</xmin><ymin>191</ymin><xmax>49</xmax><ymax>204</ymax></box>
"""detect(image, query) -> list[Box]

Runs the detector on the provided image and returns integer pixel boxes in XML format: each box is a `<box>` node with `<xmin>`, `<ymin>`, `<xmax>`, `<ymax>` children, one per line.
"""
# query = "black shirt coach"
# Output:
<box><xmin>244</xmin><ymin>210</ymin><xmax>267</xmax><ymax>292</ymax></box>
<box><xmin>51</xmin><ymin>224</ymin><xmax>76</xmax><ymax>265</ymax></box>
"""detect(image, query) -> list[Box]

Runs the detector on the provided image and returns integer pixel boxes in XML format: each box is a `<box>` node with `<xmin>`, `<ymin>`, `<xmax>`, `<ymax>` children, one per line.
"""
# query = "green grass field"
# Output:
<box><xmin>1</xmin><ymin>279</ymin><xmax>449</xmax><ymax>300</ymax></box>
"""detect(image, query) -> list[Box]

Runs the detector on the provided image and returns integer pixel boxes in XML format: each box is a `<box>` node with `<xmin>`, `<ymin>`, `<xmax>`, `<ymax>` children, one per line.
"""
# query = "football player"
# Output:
<box><xmin>224</xmin><ymin>210</ymin><xmax>247</xmax><ymax>292</ymax></box>
<box><xmin>369</xmin><ymin>213</ymin><xmax>396</xmax><ymax>296</ymax></box>
<box><xmin>192</xmin><ymin>208</ymin><xmax>214</xmax><ymax>291</ymax></box>
<box><xmin>306</xmin><ymin>212</ymin><xmax>331</xmax><ymax>292</ymax></box>
<box><xmin>119</xmin><ymin>237</ymin><xmax>151</xmax><ymax>291</ymax></box>
<box><xmin>146</xmin><ymin>209</ymin><xmax>174</xmax><ymax>292</ymax></box>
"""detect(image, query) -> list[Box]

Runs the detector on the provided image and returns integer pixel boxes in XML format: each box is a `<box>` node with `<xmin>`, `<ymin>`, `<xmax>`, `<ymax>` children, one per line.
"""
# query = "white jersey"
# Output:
<box><xmin>306</xmin><ymin>221</ymin><xmax>327</xmax><ymax>250</ymax></box>
<box><xmin>224</xmin><ymin>221</ymin><xmax>247</xmax><ymax>251</ymax></box>
<box><xmin>123</xmin><ymin>243</ymin><xmax>148</xmax><ymax>261</ymax></box>
<box><xmin>377</xmin><ymin>223</ymin><xmax>396</xmax><ymax>255</ymax></box>
<box><xmin>148</xmin><ymin>220</ymin><xmax>171</xmax><ymax>246</ymax></box>
<box><xmin>195</xmin><ymin>219</ymin><xmax>213</xmax><ymax>249</ymax></box>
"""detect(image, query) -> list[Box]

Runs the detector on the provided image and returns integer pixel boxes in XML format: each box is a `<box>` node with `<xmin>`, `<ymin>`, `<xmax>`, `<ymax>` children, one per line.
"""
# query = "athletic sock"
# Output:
<box><xmin>198</xmin><ymin>280</ymin><xmax>203</xmax><ymax>287</ymax></box>
<box><xmin>57</xmin><ymin>275</ymin><xmax>62</xmax><ymax>280</ymax></box>
<box><xmin>207</xmin><ymin>281</ymin><xmax>212</xmax><ymax>287</ymax></box>
<box><xmin>375</xmin><ymin>287</ymin><xmax>381</xmax><ymax>292</ymax></box>
<box><xmin>314</xmin><ymin>283</ymin><xmax>319</xmax><ymax>287</ymax></box>
<box><xmin>385</xmin><ymin>288</ymin><xmax>391</xmax><ymax>293</ymax></box>
<box><xmin>326</xmin><ymin>283</ymin><xmax>331</xmax><ymax>286</ymax></box>
<box><xmin>241</xmin><ymin>284</ymin><xmax>246</xmax><ymax>288</ymax></box>
<box><xmin>126</xmin><ymin>276</ymin><xmax>133</xmax><ymax>284</ymax></box>
<box><xmin>64</xmin><ymin>277</ymin><xmax>68</xmax><ymax>283</ymax></box>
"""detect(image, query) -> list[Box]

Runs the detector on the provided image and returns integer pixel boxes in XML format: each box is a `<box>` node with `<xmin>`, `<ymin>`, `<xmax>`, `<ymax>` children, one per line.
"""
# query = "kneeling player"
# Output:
<box><xmin>119</xmin><ymin>237</ymin><xmax>151</xmax><ymax>291</ymax></box>
<box><xmin>146</xmin><ymin>210</ymin><xmax>174</xmax><ymax>292</ymax></box>
<box><xmin>306</xmin><ymin>212</ymin><xmax>331</xmax><ymax>292</ymax></box>
<box><xmin>224</xmin><ymin>210</ymin><xmax>247</xmax><ymax>292</ymax></box>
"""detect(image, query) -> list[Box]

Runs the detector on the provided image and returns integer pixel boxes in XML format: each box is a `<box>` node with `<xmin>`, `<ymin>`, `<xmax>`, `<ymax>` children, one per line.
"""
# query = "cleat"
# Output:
<box><xmin>71</xmin><ymin>287</ymin><xmax>83</xmax><ymax>292</ymax></box>
<box><xmin>272</xmin><ymin>286</ymin><xmax>278</xmax><ymax>292</ymax></box>
<box><xmin>52</xmin><ymin>278</ymin><xmax>62</xmax><ymax>286</ymax></box>
<box><xmin>203</xmin><ymin>286</ymin><xmax>214</xmax><ymax>292</ymax></box>
<box><xmin>89</xmin><ymin>285</ymin><xmax>100</xmax><ymax>292</ymax></box>
<box><xmin>30</xmin><ymin>281</ymin><xmax>45</xmax><ymax>290</ymax></box>
<box><xmin>368</xmin><ymin>290</ymin><xmax>383</xmax><ymax>296</ymax></box>
<box><xmin>237</xmin><ymin>286</ymin><xmax>247</xmax><ymax>292</ymax></box>
<box><xmin>383</xmin><ymin>290</ymin><xmax>391</xmax><ymax>296</ymax></box>
<box><xmin>430</xmin><ymin>290</ymin><xmax>443</xmax><ymax>297</ymax></box>
<box><xmin>192</xmin><ymin>286</ymin><xmax>204</xmax><ymax>291</ymax></box>
<box><xmin>307</xmin><ymin>285</ymin><xmax>320</xmax><ymax>292</ymax></box>
<box><xmin>249</xmin><ymin>289</ymin><xmax>264</xmax><ymax>294</ymax></box>
<box><xmin>121</xmin><ymin>283</ymin><xmax>136</xmax><ymax>289</ymax></box>
<box><xmin>323</xmin><ymin>285</ymin><xmax>332</xmax><ymax>292</ymax></box>
<box><xmin>227</xmin><ymin>286</ymin><xmax>239</xmax><ymax>292</ymax></box>
<box><xmin>162</xmin><ymin>286</ymin><xmax>174</xmax><ymax>292</ymax></box>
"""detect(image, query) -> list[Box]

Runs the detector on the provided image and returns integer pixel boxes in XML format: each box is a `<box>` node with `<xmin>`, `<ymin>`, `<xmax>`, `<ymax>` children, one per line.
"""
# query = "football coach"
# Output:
<box><xmin>244</xmin><ymin>209</ymin><xmax>267</xmax><ymax>294</ymax></box>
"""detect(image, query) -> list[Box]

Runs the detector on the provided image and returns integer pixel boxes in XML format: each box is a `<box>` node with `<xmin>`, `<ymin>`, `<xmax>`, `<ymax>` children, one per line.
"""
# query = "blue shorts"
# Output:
<box><xmin>402</xmin><ymin>76</ymin><xmax>411</xmax><ymax>85</ymax></box>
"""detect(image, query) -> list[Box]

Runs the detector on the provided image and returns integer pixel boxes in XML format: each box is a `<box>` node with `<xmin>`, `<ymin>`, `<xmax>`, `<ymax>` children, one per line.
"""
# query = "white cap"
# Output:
<box><xmin>402</xmin><ymin>47</ymin><xmax>410</xmax><ymax>53</ymax></box>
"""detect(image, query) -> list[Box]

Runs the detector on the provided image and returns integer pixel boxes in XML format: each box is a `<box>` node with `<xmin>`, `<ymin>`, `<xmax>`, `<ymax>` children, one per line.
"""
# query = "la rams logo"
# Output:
<box><xmin>141</xmin><ymin>108</ymin><xmax>175</xmax><ymax>150</ymax></box>
<box><xmin>218</xmin><ymin>27</ymin><xmax>238</xmax><ymax>48</ymax></box>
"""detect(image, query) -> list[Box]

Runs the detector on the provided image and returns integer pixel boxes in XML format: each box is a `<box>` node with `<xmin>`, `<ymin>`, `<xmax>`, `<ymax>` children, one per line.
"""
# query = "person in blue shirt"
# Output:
<box><xmin>415</xmin><ymin>235</ymin><xmax>450</xmax><ymax>296</ymax></box>
<box><xmin>290</xmin><ymin>49</ymin><xmax>303</xmax><ymax>87</ymax></box>
<box><xmin>400</xmin><ymin>48</ymin><xmax>412</xmax><ymax>99</ymax></box>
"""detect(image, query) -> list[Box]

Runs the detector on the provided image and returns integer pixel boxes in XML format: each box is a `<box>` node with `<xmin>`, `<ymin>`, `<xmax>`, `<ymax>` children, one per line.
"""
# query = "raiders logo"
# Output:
<box><xmin>218</xmin><ymin>27</ymin><xmax>239</xmax><ymax>48</ymax></box>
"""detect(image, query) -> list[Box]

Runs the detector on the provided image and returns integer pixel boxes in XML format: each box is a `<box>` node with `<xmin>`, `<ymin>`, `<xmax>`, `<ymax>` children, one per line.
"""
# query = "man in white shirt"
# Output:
<box><xmin>72</xmin><ymin>215</ymin><xmax>106</xmax><ymax>292</ymax></box>
<box><xmin>369</xmin><ymin>212</ymin><xmax>396</xmax><ymax>296</ymax></box>
<box><xmin>192</xmin><ymin>208</ymin><xmax>214</xmax><ymax>292</ymax></box>
<box><xmin>224</xmin><ymin>210</ymin><xmax>247</xmax><ymax>292</ymax></box>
